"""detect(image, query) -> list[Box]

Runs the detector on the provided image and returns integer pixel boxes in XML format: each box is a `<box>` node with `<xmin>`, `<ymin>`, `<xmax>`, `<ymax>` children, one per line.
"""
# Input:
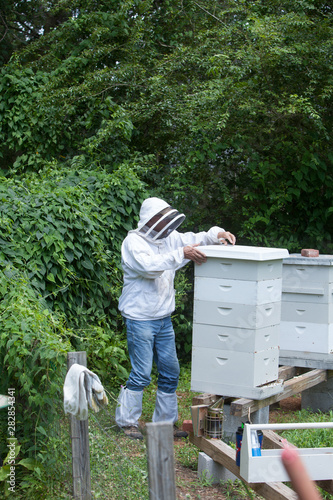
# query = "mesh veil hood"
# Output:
<box><xmin>136</xmin><ymin>197</ymin><xmax>185</xmax><ymax>241</ymax></box>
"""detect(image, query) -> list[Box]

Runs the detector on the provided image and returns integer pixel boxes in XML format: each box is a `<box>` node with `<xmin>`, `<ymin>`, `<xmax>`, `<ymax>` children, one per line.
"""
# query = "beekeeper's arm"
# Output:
<box><xmin>175</xmin><ymin>226</ymin><xmax>236</xmax><ymax>265</ymax></box>
<box><xmin>122</xmin><ymin>234</ymin><xmax>187</xmax><ymax>278</ymax></box>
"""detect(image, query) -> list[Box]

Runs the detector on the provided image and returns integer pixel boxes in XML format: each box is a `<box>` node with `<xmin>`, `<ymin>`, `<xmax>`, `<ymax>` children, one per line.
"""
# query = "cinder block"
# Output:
<box><xmin>301</xmin><ymin>376</ymin><xmax>333</xmax><ymax>412</ymax></box>
<box><xmin>222</xmin><ymin>403</ymin><xmax>269</xmax><ymax>443</ymax></box>
<box><xmin>194</xmin><ymin>277</ymin><xmax>282</xmax><ymax>305</ymax></box>
<box><xmin>197</xmin><ymin>452</ymin><xmax>237</xmax><ymax>483</ymax></box>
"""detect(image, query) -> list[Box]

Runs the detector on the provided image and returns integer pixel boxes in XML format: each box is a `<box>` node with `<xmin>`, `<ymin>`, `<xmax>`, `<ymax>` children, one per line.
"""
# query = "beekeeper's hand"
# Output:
<box><xmin>184</xmin><ymin>244</ymin><xmax>207</xmax><ymax>265</ymax></box>
<box><xmin>218</xmin><ymin>231</ymin><xmax>236</xmax><ymax>245</ymax></box>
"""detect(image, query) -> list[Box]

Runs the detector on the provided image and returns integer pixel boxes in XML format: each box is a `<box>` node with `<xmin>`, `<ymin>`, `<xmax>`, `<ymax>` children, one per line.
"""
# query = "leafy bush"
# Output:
<box><xmin>0</xmin><ymin>162</ymin><xmax>146</xmax><ymax>381</ymax></box>
<box><xmin>0</xmin><ymin>264</ymin><xmax>72</xmax><ymax>492</ymax></box>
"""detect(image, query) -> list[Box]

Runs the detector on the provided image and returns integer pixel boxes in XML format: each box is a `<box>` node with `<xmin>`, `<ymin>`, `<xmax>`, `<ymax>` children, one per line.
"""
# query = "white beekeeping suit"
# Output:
<box><xmin>115</xmin><ymin>197</ymin><xmax>227</xmax><ymax>432</ymax></box>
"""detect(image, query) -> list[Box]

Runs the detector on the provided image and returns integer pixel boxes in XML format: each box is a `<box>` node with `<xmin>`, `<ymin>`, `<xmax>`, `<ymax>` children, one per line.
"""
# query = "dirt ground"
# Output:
<box><xmin>174</xmin><ymin>396</ymin><xmax>302</xmax><ymax>500</ymax></box>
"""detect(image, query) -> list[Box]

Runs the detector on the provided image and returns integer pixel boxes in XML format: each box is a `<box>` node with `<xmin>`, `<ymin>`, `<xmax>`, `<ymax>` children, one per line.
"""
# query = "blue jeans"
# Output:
<box><xmin>125</xmin><ymin>316</ymin><xmax>180</xmax><ymax>394</ymax></box>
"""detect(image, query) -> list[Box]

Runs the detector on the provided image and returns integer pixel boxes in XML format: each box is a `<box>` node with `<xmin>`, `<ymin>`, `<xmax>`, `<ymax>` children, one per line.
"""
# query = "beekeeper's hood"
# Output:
<box><xmin>136</xmin><ymin>197</ymin><xmax>185</xmax><ymax>241</ymax></box>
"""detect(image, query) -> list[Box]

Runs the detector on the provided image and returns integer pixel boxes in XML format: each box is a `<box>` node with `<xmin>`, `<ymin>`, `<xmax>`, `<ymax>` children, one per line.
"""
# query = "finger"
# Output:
<box><xmin>194</xmin><ymin>250</ymin><xmax>207</xmax><ymax>264</ymax></box>
<box><xmin>281</xmin><ymin>448</ymin><xmax>322</xmax><ymax>500</ymax></box>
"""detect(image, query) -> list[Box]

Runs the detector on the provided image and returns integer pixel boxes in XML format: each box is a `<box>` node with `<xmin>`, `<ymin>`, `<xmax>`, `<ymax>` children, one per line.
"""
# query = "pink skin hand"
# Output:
<box><xmin>184</xmin><ymin>231</ymin><xmax>236</xmax><ymax>265</ymax></box>
<box><xmin>281</xmin><ymin>447</ymin><xmax>322</xmax><ymax>500</ymax></box>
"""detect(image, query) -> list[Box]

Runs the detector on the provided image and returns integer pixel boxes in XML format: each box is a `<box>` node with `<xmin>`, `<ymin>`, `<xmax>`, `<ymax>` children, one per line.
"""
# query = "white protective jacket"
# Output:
<box><xmin>118</xmin><ymin>197</ymin><xmax>224</xmax><ymax>320</ymax></box>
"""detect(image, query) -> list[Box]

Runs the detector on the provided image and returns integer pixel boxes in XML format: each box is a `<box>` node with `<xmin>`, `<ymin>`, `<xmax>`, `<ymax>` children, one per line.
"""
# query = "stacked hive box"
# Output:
<box><xmin>191</xmin><ymin>245</ymin><xmax>288</xmax><ymax>399</ymax></box>
<box><xmin>280</xmin><ymin>254</ymin><xmax>333</xmax><ymax>369</ymax></box>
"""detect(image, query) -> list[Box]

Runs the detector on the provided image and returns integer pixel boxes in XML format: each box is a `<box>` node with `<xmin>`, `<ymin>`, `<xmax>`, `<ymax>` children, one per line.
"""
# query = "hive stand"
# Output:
<box><xmin>190</xmin><ymin>366</ymin><xmax>333</xmax><ymax>500</ymax></box>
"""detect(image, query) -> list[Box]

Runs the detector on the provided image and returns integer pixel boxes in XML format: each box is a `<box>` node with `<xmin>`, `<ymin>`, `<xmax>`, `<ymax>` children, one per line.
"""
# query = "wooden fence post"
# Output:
<box><xmin>146</xmin><ymin>422</ymin><xmax>176</xmax><ymax>500</ymax></box>
<box><xmin>67</xmin><ymin>351</ymin><xmax>92</xmax><ymax>500</ymax></box>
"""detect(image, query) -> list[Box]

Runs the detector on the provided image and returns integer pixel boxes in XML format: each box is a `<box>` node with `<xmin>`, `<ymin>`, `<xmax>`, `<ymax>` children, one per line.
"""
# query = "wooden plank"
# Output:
<box><xmin>231</xmin><ymin>369</ymin><xmax>327</xmax><ymax>417</ymax></box>
<box><xmin>263</xmin><ymin>430</ymin><xmax>296</xmax><ymax>450</ymax></box>
<box><xmin>190</xmin><ymin>434</ymin><xmax>297</xmax><ymax>500</ymax></box>
<box><xmin>192</xmin><ymin>393</ymin><xmax>219</xmax><ymax>406</ymax></box>
<box><xmin>263</xmin><ymin>430</ymin><xmax>333</xmax><ymax>495</ymax></box>
<box><xmin>191</xmin><ymin>405</ymin><xmax>207</xmax><ymax>437</ymax></box>
<box><xmin>67</xmin><ymin>351</ymin><xmax>92</xmax><ymax>500</ymax></box>
<box><xmin>146</xmin><ymin>422</ymin><xmax>176</xmax><ymax>500</ymax></box>
<box><xmin>192</xmin><ymin>367</ymin><xmax>296</xmax><ymax>409</ymax></box>
<box><xmin>278</xmin><ymin>366</ymin><xmax>297</xmax><ymax>381</ymax></box>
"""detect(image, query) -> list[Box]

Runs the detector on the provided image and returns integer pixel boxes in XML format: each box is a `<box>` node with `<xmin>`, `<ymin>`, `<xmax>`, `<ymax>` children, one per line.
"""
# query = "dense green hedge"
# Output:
<box><xmin>0</xmin><ymin>265</ymin><xmax>72</xmax><ymax>493</ymax></box>
<box><xmin>0</xmin><ymin>162</ymin><xmax>148</xmax><ymax>493</ymax></box>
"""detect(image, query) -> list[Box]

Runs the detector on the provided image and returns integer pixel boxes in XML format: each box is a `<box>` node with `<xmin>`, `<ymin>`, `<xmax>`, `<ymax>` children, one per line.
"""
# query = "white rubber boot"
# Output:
<box><xmin>115</xmin><ymin>386</ymin><xmax>143</xmax><ymax>428</ymax></box>
<box><xmin>152</xmin><ymin>389</ymin><xmax>178</xmax><ymax>423</ymax></box>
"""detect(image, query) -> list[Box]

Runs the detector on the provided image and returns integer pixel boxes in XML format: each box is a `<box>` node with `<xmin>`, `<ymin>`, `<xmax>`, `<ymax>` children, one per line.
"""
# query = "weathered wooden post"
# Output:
<box><xmin>67</xmin><ymin>351</ymin><xmax>92</xmax><ymax>500</ymax></box>
<box><xmin>146</xmin><ymin>422</ymin><xmax>176</xmax><ymax>500</ymax></box>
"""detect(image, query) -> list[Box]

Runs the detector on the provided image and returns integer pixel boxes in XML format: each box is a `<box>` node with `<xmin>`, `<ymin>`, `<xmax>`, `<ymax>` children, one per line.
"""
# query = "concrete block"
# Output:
<box><xmin>222</xmin><ymin>403</ymin><xmax>269</xmax><ymax>443</ymax></box>
<box><xmin>197</xmin><ymin>452</ymin><xmax>237</xmax><ymax>484</ymax></box>
<box><xmin>192</xmin><ymin>323</ymin><xmax>280</xmax><ymax>353</ymax></box>
<box><xmin>301</xmin><ymin>376</ymin><xmax>333</xmax><ymax>412</ymax></box>
<box><xmin>194</xmin><ymin>277</ymin><xmax>282</xmax><ymax>305</ymax></box>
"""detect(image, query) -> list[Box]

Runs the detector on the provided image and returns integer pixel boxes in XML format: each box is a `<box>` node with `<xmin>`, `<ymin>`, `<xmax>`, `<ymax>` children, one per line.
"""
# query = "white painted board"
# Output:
<box><xmin>199</xmin><ymin>245</ymin><xmax>288</xmax><ymax>261</ymax></box>
<box><xmin>194</xmin><ymin>300</ymin><xmax>281</xmax><ymax>329</ymax></box>
<box><xmin>282</xmin><ymin>283</ymin><xmax>333</xmax><ymax>304</ymax></box>
<box><xmin>194</xmin><ymin>277</ymin><xmax>282</xmax><ymax>305</ymax></box>
<box><xmin>191</xmin><ymin>346</ymin><xmax>279</xmax><ymax>390</ymax></box>
<box><xmin>195</xmin><ymin>258</ymin><xmax>284</xmax><ymax>281</ymax></box>
<box><xmin>281</xmin><ymin>301</ymin><xmax>333</xmax><ymax>324</ymax></box>
<box><xmin>192</xmin><ymin>323</ymin><xmax>280</xmax><ymax>352</ymax></box>
<box><xmin>280</xmin><ymin>321</ymin><xmax>333</xmax><ymax>353</ymax></box>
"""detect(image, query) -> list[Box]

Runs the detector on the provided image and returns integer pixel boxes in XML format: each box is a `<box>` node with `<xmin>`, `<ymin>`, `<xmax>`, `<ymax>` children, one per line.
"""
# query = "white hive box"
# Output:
<box><xmin>191</xmin><ymin>245</ymin><xmax>288</xmax><ymax>399</ymax></box>
<box><xmin>280</xmin><ymin>254</ymin><xmax>333</xmax><ymax>368</ymax></box>
<box><xmin>192</xmin><ymin>324</ymin><xmax>280</xmax><ymax>352</ymax></box>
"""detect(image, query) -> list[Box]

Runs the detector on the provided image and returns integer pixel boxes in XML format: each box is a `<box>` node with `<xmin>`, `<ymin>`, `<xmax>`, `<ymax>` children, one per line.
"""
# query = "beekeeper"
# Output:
<box><xmin>115</xmin><ymin>197</ymin><xmax>236</xmax><ymax>439</ymax></box>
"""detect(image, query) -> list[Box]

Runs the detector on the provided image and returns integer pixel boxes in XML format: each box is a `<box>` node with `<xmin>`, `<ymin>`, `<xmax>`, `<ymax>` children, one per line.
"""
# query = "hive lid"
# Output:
<box><xmin>283</xmin><ymin>254</ymin><xmax>333</xmax><ymax>266</ymax></box>
<box><xmin>199</xmin><ymin>245</ymin><xmax>289</xmax><ymax>261</ymax></box>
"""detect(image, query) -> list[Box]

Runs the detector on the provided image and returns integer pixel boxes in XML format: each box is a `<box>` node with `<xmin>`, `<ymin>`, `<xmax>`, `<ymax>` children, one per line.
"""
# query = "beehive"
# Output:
<box><xmin>191</xmin><ymin>245</ymin><xmax>288</xmax><ymax>399</ymax></box>
<box><xmin>280</xmin><ymin>254</ymin><xmax>333</xmax><ymax>368</ymax></box>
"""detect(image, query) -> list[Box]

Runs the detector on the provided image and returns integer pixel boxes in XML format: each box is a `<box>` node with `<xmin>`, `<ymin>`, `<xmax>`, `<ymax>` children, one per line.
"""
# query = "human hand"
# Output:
<box><xmin>281</xmin><ymin>447</ymin><xmax>322</xmax><ymax>500</ymax></box>
<box><xmin>217</xmin><ymin>231</ymin><xmax>236</xmax><ymax>245</ymax></box>
<box><xmin>184</xmin><ymin>244</ymin><xmax>207</xmax><ymax>265</ymax></box>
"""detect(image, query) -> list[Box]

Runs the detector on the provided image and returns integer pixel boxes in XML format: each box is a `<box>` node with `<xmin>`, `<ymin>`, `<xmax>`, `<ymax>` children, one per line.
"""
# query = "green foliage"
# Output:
<box><xmin>0</xmin><ymin>162</ymin><xmax>146</xmax><ymax>380</ymax></box>
<box><xmin>279</xmin><ymin>409</ymin><xmax>333</xmax><ymax>448</ymax></box>
<box><xmin>2</xmin><ymin>0</ymin><xmax>332</xmax><ymax>253</ymax></box>
<box><xmin>0</xmin><ymin>264</ymin><xmax>72</xmax><ymax>493</ymax></box>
